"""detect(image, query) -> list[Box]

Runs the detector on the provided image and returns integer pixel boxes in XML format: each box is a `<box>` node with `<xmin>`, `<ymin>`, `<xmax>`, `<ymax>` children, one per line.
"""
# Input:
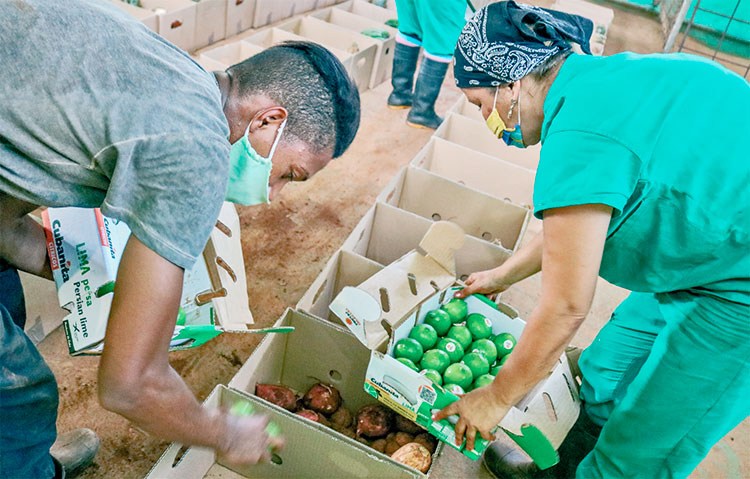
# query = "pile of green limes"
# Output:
<box><xmin>391</xmin><ymin>298</ymin><xmax>517</xmax><ymax>395</ymax></box>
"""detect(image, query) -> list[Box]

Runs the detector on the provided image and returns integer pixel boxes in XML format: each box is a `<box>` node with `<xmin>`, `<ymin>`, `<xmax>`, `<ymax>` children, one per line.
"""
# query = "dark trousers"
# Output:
<box><xmin>0</xmin><ymin>262</ymin><xmax>58</xmax><ymax>479</ymax></box>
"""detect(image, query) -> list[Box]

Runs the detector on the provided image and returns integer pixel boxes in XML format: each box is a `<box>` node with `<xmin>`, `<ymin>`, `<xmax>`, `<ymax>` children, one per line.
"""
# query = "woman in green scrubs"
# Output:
<box><xmin>434</xmin><ymin>2</ymin><xmax>750</xmax><ymax>478</ymax></box>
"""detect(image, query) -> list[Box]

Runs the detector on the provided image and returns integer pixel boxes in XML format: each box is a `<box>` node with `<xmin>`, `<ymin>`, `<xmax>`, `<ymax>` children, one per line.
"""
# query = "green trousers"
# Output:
<box><xmin>395</xmin><ymin>0</ymin><xmax>467</xmax><ymax>59</ymax></box>
<box><xmin>577</xmin><ymin>292</ymin><xmax>750</xmax><ymax>478</ymax></box>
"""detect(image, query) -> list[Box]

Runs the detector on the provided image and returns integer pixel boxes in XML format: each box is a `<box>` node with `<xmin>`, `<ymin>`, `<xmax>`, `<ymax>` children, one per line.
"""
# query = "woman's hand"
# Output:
<box><xmin>432</xmin><ymin>383</ymin><xmax>512</xmax><ymax>452</ymax></box>
<box><xmin>455</xmin><ymin>267</ymin><xmax>514</xmax><ymax>299</ymax></box>
<box><xmin>218</xmin><ymin>412</ymin><xmax>285</xmax><ymax>466</ymax></box>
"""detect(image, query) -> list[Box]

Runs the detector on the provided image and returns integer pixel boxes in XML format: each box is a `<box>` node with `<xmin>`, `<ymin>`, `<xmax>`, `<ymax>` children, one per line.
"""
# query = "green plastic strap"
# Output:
<box><xmin>95</xmin><ymin>281</ymin><xmax>115</xmax><ymax>298</ymax></box>
<box><xmin>171</xmin><ymin>325</ymin><xmax>222</xmax><ymax>349</ymax></box>
<box><xmin>467</xmin><ymin>0</ymin><xmax>476</xmax><ymax>13</ymax></box>
<box><xmin>504</xmin><ymin>425</ymin><xmax>559</xmax><ymax>470</ymax></box>
<box><xmin>384</xmin><ymin>19</ymin><xmax>398</xmax><ymax>28</ymax></box>
<box><xmin>471</xmin><ymin>293</ymin><xmax>500</xmax><ymax>310</ymax></box>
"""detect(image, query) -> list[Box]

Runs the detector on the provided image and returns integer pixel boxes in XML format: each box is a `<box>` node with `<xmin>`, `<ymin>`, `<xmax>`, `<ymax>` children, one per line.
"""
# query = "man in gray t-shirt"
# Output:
<box><xmin>0</xmin><ymin>1</ymin><xmax>360</xmax><ymax>477</ymax></box>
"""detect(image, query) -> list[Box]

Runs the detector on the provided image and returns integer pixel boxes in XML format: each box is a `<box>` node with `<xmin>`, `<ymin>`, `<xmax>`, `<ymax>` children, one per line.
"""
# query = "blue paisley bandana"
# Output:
<box><xmin>454</xmin><ymin>1</ymin><xmax>593</xmax><ymax>87</ymax></box>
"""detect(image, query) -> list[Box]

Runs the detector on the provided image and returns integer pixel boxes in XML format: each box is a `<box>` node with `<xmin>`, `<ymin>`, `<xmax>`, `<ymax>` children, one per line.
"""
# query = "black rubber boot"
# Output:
<box><xmin>50</xmin><ymin>428</ymin><xmax>100</xmax><ymax>479</ymax></box>
<box><xmin>387</xmin><ymin>42</ymin><xmax>420</xmax><ymax>109</ymax></box>
<box><xmin>406</xmin><ymin>58</ymin><xmax>448</xmax><ymax>130</ymax></box>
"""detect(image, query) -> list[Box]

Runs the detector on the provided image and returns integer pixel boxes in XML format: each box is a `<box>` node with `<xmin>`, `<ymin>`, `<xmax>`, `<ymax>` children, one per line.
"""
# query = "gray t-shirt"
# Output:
<box><xmin>0</xmin><ymin>0</ymin><xmax>231</xmax><ymax>269</ymax></box>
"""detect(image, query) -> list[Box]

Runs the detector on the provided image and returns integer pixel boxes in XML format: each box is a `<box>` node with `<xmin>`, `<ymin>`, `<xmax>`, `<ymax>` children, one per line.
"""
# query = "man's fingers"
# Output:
<box><xmin>466</xmin><ymin>427</ymin><xmax>477</xmax><ymax>452</ymax></box>
<box><xmin>270</xmin><ymin>436</ymin><xmax>285</xmax><ymax>452</ymax></box>
<box><xmin>479</xmin><ymin>428</ymin><xmax>495</xmax><ymax>442</ymax></box>
<box><xmin>433</xmin><ymin>402</ymin><xmax>458</xmax><ymax>422</ymax></box>
<box><xmin>454</xmin><ymin>417</ymin><xmax>466</xmax><ymax>447</ymax></box>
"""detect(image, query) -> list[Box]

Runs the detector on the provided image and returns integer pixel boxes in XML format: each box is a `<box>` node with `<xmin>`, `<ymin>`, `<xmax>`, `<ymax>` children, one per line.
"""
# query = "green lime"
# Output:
<box><xmin>441</xmin><ymin>298</ymin><xmax>468</xmax><ymax>323</ymax></box>
<box><xmin>472</xmin><ymin>374</ymin><xmax>495</xmax><ymax>390</ymax></box>
<box><xmin>397</xmin><ymin>357</ymin><xmax>420</xmax><ymax>371</ymax></box>
<box><xmin>409</xmin><ymin>323</ymin><xmax>438</xmax><ymax>350</ymax></box>
<box><xmin>394</xmin><ymin>337</ymin><xmax>424</xmax><ymax>364</ymax></box>
<box><xmin>462</xmin><ymin>351</ymin><xmax>490</xmax><ymax>378</ymax></box>
<box><xmin>500</xmin><ymin>353</ymin><xmax>511</xmax><ymax>365</ymax></box>
<box><xmin>420</xmin><ymin>349</ymin><xmax>451</xmax><ymax>374</ymax></box>
<box><xmin>420</xmin><ymin>368</ymin><xmax>443</xmax><ymax>386</ymax></box>
<box><xmin>470</xmin><ymin>338</ymin><xmax>498</xmax><ymax>365</ymax></box>
<box><xmin>443</xmin><ymin>363</ymin><xmax>473</xmax><ymax>390</ymax></box>
<box><xmin>466</xmin><ymin>313</ymin><xmax>493</xmax><ymax>340</ymax></box>
<box><xmin>436</xmin><ymin>337</ymin><xmax>464</xmax><ymax>363</ymax></box>
<box><xmin>492</xmin><ymin>332</ymin><xmax>517</xmax><ymax>358</ymax></box>
<box><xmin>491</xmin><ymin>364</ymin><xmax>502</xmax><ymax>376</ymax></box>
<box><xmin>443</xmin><ymin>383</ymin><xmax>465</xmax><ymax>396</ymax></box>
<box><xmin>446</xmin><ymin>324</ymin><xmax>472</xmax><ymax>350</ymax></box>
<box><xmin>423</xmin><ymin>309</ymin><xmax>452</xmax><ymax>336</ymax></box>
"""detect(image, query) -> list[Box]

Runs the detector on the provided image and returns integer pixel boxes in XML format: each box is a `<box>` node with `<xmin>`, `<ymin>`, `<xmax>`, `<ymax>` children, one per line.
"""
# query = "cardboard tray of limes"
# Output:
<box><xmin>329</xmin><ymin>221</ymin><xmax>581</xmax><ymax>468</ymax></box>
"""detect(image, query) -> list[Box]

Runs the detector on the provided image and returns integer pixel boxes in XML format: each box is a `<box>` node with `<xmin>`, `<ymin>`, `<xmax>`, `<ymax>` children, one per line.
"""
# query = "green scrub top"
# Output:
<box><xmin>534</xmin><ymin>53</ymin><xmax>750</xmax><ymax>306</ymax></box>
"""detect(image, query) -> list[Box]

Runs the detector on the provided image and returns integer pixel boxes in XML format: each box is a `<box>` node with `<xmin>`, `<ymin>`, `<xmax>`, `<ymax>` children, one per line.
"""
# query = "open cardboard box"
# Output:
<box><xmin>200</xmin><ymin>40</ymin><xmax>264</xmax><ymax>70</ymax></box>
<box><xmin>433</xmin><ymin>113</ymin><xmax>541</xmax><ymax>171</ymax></box>
<box><xmin>193</xmin><ymin>0</ymin><xmax>227</xmax><ymax>50</ymax></box>
<box><xmin>150</xmin><ymin>309</ymin><xmax>443</xmax><ymax>478</ymax></box>
<box><xmin>243</xmin><ymin>27</ymin><xmax>346</xmax><ymax>59</ymax></box>
<box><xmin>225</xmin><ymin>0</ymin><xmax>256</xmax><ymax>37</ymax></box>
<box><xmin>252</xmin><ymin>0</ymin><xmax>300</xmax><ymax>28</ymax></box>
<box><xmin>410</xmin><ymin>137</ymin><xmax>535</xmax><ymax>207</ymax></box>
<box><xmin>377</xmin><ymin>166</ymin><xmax>530</xmax><ymax>251</ymax></box>
<box><xmin>41</xmin><ymin>203</ymin><xmax>274</xmax><ymax>356</ymax></box>
<box><xmin>276</xmin><ymin>17</ymin><xmax>378</xmax><ymax>92</ymax></box>
<box><xmin>329</xmin><ymin>222</ymin><xmax>581</xmax><ymax>466</ymax></box>
<box><xmin>310</xmin><ymin>7</ymin><xmax>397</xmax><ymax>88</ymax></box>
<box><xmin>109</xmin><ymin>0</ymin><xmax>159</xmax><ymax>32</ymax></box>
<box><xmin>141</xmin><ymin>0</ymin><xmax>197</xmax><ymax>51</ymax></box>
<box><xmin>446</xmin><ymin>94</ymin><xmax>485</xmax><ymax>123</ymax></box>
<box><xmin>334</xmin><ymin>0</ymin><xmax>398</xmax><ymax>24</ymax></box>
<box><xmin>340</xmin><ymin>202</ymin><xmax>512</xmax><ymax>281</ymax></box>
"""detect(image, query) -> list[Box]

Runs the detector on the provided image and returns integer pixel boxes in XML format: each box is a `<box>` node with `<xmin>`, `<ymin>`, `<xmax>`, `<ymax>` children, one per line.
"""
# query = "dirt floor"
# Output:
<box><xmin>30</xmin><ymin>1</ymin><xmax>749</xmax><ymax>478</ymax></box>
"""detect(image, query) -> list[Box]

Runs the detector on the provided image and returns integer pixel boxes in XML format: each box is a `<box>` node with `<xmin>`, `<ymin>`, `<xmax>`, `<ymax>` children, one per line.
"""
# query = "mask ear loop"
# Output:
<box><xmin>492</xmin><ymin>86</ymin><xmax>500</xmax><ymax>113</ymax></box>
<box><xmin>267</xmin><ymin>118</ymin><xmax>287</xmax><ymax>161</ymax></box>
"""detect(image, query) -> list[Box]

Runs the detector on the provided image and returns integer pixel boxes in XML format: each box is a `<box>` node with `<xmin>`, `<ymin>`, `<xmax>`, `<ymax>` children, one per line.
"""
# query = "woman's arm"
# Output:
<box><xmin>435</xmin><ymin>204</ymin><xmax>612</xmax><ymax>451</ymax></box>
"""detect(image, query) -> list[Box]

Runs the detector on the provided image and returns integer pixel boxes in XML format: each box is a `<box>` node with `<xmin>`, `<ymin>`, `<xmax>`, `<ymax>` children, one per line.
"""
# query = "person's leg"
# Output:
<box><xmin>0</xmin><ymin>263</ymin><xmax>59</xmax><ymax>479</ymax></box>
<box><xmin>406</xmin><ymin>0</ymin><xmax>466</xmax><ymax>129</ymax></box>
<box><xmin>577</xmin><ymin>294</ymin><xmax>750</xmax><ymax>478</ymax></box>
<box><xmin>388</xmin><ymin>0</ymin><xmax>422</xmax><ymax>108</ymax></box>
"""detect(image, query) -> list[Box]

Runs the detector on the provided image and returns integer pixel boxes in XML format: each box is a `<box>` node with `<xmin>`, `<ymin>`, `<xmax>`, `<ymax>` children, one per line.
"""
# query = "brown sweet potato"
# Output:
<box><xmin>339</xmin><ymin>426</ymin><xmax>356</xmax><ymax>439</ymax></box>
<box><xmin>414</xmin><ymin>433</ymin><xmax>438</xmax><ymax>454</ymax></box>
<box><xmin>394</xmin><ymin>415</ymin><xmax>424</xmax><ymax>435</ymax></box>
<box><xmin>385</xmin><ymin>434</ymin><xmax>401</xmax><ymax>456</ymax></box>
<box><xmin>355</xmin><ymin>404</ymin><xmax>393</xmax><ymax>438</ymax></box>
<box><xmin>303</xmin><ymin>383</ymin><xmax>342</xmax><ymax>415</ymax></box>
<box><xmin>255</xmin><ymin>384</ymin><xmax>298</xmax><ymax>411</ymax></box>
<box><xmin>391</xmin><ymin>443</ymin><xmax>432</xmax><ymax>472</ymax></box>
<box><xmin>394</xmin><ymin>432</ymin><xmax>414</xmax><ymax>447</ymax></box>
<box><xmin>371</xmin><ymin>438</ymin><xmax>387</xmax><ymax>453</ymax></box>
<box><xmin>330</xmin><ymin>407</ymin><xmax>353</xmax><ymax>431</ymax></box>
<box><xmin>295</xmin><ymin>409</ymin><xmax>330</xmax><ymax>427</ymax></box>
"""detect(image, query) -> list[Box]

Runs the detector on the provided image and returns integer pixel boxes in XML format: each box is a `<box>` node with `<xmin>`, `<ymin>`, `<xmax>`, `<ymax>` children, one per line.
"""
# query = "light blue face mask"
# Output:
<box><xmin>225</xmin><ymin>118</ymin><xmax>286</xmax><ymax>205</ymax></box>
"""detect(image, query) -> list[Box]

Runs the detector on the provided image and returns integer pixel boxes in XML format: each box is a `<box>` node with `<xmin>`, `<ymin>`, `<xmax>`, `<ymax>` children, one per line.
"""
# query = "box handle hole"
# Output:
<box><xmin>481</xmin><ymin>232</ymin><xmax>493</xmax><ymax>241</ymax></box>
<box><xmin>543</xmin><ymin>392</ymin><xmax>557</xmax><ymax>422</ymax></box>
<box><xmin>429</xmin><ymin>281</ymin><xmax>439</xmax><ymax>292</ymax></box>
<box><xmin>460</xmin><ymin>274</ymin><xmax>468</xmax><ymax>282</ymax></box>
<box><xmin>311</xmin><ymin>279</ymin><xmax>328</xmax><ymax>305</ymax></box>
<box><xmin>431</xmin><ymin>213</ymin><xmax>441</xmax><ymax>221</ymax></box>
<box><xmin>271</xmin><ymin>454</ymin><xmax>283</xmax><ymax>465</ymax></box>
<box><xmin>329</xmin><ymin>370</ymin><xmax>342</xmax><ymax>381</ymax></box>
<box><xmin>407</xmin><ymin>273</ymin><xmax>418</xmax><ymax>295</ymax></box>
<box><xmin>172</xmin><ymin>445</ymin><xmax>190</xmax><ymax>467</ymax></box>
<box><xmin>379</xmin><ymin>287</ymin><xmax>390</xmax><ymax>312</ymax></box>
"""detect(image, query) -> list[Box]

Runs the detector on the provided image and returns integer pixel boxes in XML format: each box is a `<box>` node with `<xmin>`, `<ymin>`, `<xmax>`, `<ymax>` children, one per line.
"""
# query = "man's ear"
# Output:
<box><xmin>257</xmin><ymin>107</ymin><xmax>288</xmax><ymax>128</ymax></box>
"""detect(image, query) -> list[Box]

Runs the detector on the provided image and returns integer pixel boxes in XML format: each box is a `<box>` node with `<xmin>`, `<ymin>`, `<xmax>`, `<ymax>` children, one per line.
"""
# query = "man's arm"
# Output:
<box><xmin>0</xmin><ymin>194</ymin><xmax>52</xmax><ymax>279</ymax></box>
<box><xmin>98</xmin><ymin>235</ymin><xmax>281</xmax><ymax>464</ymax></box>
<box><xmin>435</xmin><ymin>204</ymin><xmax>612</xmax><ymax>450</ymax></box>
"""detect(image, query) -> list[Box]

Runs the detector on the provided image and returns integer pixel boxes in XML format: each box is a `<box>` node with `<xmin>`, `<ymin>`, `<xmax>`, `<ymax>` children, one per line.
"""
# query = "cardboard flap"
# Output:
<box><xmin>330</xmin><ymin>222</ymin><xmax>464</xmax><ymax>349</ymax></box>
<box><xmin>418</xmin><ymin>221</ymin><xmax>465</xmax><ymax>274</ymax></box>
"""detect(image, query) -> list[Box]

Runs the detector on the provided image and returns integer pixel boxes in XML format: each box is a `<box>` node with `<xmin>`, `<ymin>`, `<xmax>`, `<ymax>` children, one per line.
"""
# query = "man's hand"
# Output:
<box><xmin>433</xmin><ymin>383</ymin><xmax>512</xmax><ymax>452</ymax></box>
<box><xmin>97</xmin><ymin>235</ymin><xmax>282</xmax><ymax>465</ymax></box>
<box><xmin>455</xmin><ymin>267</ymin><xmax>514</xmax><ymax>299</ymax></box>
<box><xmin>219</xmin><ymin>413</ymin><xmax>285</xmax><ymax>465</ymax></box>
<box><xmin>0</xmin><ymin>194</ymin><xmax>52</xmax><ymax>279</ymax></box>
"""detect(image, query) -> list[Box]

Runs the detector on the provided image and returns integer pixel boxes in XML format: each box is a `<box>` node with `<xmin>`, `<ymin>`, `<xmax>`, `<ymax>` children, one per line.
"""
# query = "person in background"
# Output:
<box><xmin>0</xmin><ymin>1</ymin><xmax>360</xmax><ymax>478</ymax></box>
<box><xmin>434</xmin><ymin>2</ymin><xmax>750</xmax><ymax>478</ymax></box>
<box><xmin>387</xmin><ymin>0</ymin><xmax>467</xmax><ymax>129</ymax></box>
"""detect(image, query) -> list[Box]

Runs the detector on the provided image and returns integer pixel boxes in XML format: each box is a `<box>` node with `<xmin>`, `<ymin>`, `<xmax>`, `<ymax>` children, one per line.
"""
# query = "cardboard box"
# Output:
<box><xmin>41</xmin><ymin>203</ymin><xmax>266</xmax><ymax>355</ymax></box>
<box><xmin>334</xmin><ymin>0</ymin><xmax>397</xmax><ymax>26</ymax></box>
<box><xmin>193</xmin><ymin>0</ymin><xmax>227</xmax><ymax>50</ymax></box>
<box><xmin>243</xmin><ymin>27</ymin><xmax>317</xmax><ymax>51</ymax></box>
<box><xmin>433</xmin><ymin>113</ymin><xmax>541</xmax><ymax>171</ymax></box>
<box><xmin>377</xmin><ymin>166</ymin><xmax>530</xmax><ymax>251</ymax></box>
<box><xmin>329</xmin><ymin>222</ymin><xmax>581</xmax><ymax>467</ymax></box>
<box><xmin>276</xmin><ymin>17</ymin><xmax>378</xmax><ymax>92</ymax></box>
<box><xmin>446</xmin><ymin>94</ymin><xmax>485</xmax><ymax>123</ymax></box>
<box><xmin>310</xmin><ymin>7</ymin><xmax>397</xmax><ymax>88</ymax></box>
<box><xmin>340</xmin><ymin>202</ymin><xmax>512</xmax><ymax>281</ymax></box>
<box><xmin>141</xmin><ymin>0</ymin><xmax>198</xmax><ymax>51</ymax></box>
<box><xmin>109</xmin><ymin>0</ymin><xmax>159</xmax><ymax>32</ymax></box>
<box><xmin>194</xmin><ymin>54</ymin><xmax>230</xmax><ymax>72</ymax></box>
<box><xmin>225</xmin><ymin>0</ymin><xmax>256</xmax><ymax>37</ymax></box>
<box><xmin>149</xmin><ymin>309</ymin><xmax>443</xmax><ymax>478</ymax></box>
<box><xmin>251</xmin><ymin>0</ymin><xmax>297</xmax><ymax>28</ymax></box>
<box><xmin>410</xmin><ymin>137</ymin><xmax>535</xmax><ymax>207</ymax></box>
<box><xmin>296</xmin><ymin>249</ymin><xmax>384</xmax><ymax>323</ymax></box>
<box><xmin>199</xmin><ymin>40</ymin><xmax>264</xmax><ymax>70</ymax></box>
<box><xmin>551</xmin><ymin>0</ymin><xmax>613</xmax><ymax>56</ymax></box>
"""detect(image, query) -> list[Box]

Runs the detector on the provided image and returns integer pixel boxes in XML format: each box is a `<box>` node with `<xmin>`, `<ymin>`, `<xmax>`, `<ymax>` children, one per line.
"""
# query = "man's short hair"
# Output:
<box><xmin>227</xmin><ymin>41</ymin><xmax>360</xmax><ymax>158</ymax></box>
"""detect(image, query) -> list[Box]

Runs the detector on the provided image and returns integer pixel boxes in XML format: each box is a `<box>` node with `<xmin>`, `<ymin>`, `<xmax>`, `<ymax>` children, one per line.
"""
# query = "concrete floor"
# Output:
<box><xmin>25</xmin><ymin>1</ymin><xmax>749</xmax><ymax>478</ymax></box>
